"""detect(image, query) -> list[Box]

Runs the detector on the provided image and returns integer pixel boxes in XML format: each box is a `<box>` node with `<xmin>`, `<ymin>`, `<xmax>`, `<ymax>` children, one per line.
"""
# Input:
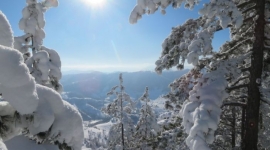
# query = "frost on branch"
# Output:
<box><xmin>130</xmin><ymin>0</ymin><xmax>243</xmax><ymax>73</ymax></box>
<box><xmin>180</xmin><ymin>54</ymin><xmax>249</xmax><ymax>150</ymax></box>
<box><xmin>199</xmin><ymin>0</ymin><xmax>243</xmax><ymax>29</ymax></box>
<box><xmin>130</xmin><ymin>0</ymin><xmax>242</xmax><ymax>29</ymax></box>
<box><xmin>129</xmin><ymin>0</ymin><xmax>200</xmax><ymax>24</ymax></box>
<box><xmin>155</xmin><ymin>19</ymin><xmax>201</xmax><ymax>73</ymax></box>
<box><xmin>154</xmin><ymin>20</ymin><xmax>214</xmax><ymax>73</ymax></box>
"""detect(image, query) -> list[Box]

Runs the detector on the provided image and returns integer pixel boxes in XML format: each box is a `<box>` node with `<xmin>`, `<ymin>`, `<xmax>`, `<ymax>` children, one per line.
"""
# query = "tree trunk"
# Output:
<box><xmin>122</xmin><ymin>123</ymin><xmax>124</xmax><ymax>149</ymax></box>
<box><xmin>121</xmin><ymin>93</ymin><xmax>124</xmax><ymax>149</ymax></box>
<box><xmin>241</xmin><ymin>106</ymin><xmax>246</xmax><ymax>148</ymax></box>
<box><xmin>31</xmin><ymin>35</ymin><xmax>36</xmax><ymax>53</ymax></box>
<box><xmin>232</xmin><ymin>107</ymin><xmax>236</xmax><ymax>148</ymax></box>
<box><xmin>243</xmin><ymin>0</ymin><xmax>265</xmax><ymax>149</ymax></box>
<box><xmin>119</xmin><ymin>74</ymin><xmax>125</xmax><ymax>150</ymax></box>
<box><xmin>145</xmin><ymin>101</ymin><xmax>147</xmax><ymax>141</ymax></box>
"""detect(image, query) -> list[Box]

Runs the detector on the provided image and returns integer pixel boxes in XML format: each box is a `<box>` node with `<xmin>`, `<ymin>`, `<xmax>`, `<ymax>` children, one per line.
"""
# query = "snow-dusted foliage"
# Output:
<box><xmin>0</xmin><ymin>3</ymin><xmax>84</xmax><ymax>150</ymax></box>
<box><xmin>155</xmin><ymin>111</ymin><xmax>188</xmax><ymax>150</ymax></box>
<box><xmin>130</xmin><ymin>0</ymin><xmax>270</xmax><ymax>149</ymax></box>
<box><xmin>102</xmin><ymin>74</ymin><xmax>136</xmax><ymax>149</ymax></box>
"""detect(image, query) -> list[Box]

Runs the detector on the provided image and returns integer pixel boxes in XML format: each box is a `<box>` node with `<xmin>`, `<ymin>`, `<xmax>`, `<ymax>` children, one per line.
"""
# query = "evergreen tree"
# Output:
<box><xmin>84</xmin><ymin>130</ymin><xmax>108</xmax><ymax>149</ymax></box>
<box><xmin>130</xmin><ymin>0</ymin><xmax>270</xmax><ymax>149</ymax></box>
<box><xmin>102</xmin><ymin>73</ymin><xmax>135</xmax><ymax>150</ymax></box>
<box><xmin>134</xmin><ymin>87</ymin><xmax>159</xmax><ymax>149</ymax></box>
<box><xmin>0</xmin><ymin>1</ymin><xmax>84</xmax><ymax>149</ymax></box>
<box><xmin>153</xmin><ymin>111</ymin><xmax>188</xmax><ymax>150</ymax></box>
<box><xmin>15</xmin><ymin>0</ymin><xmax>62</xmax><ymax>93</ymax></box>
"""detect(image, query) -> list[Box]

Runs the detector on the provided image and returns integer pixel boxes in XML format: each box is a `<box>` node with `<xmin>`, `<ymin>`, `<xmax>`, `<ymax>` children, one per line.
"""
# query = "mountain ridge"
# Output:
<box><xmin>61</xmin><ymin>70</ymin><xmax>188</xmax><ymax>120</ymax></box>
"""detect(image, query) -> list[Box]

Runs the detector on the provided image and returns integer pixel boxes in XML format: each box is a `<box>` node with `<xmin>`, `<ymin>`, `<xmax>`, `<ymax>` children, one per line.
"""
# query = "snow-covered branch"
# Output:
<box><xmin>226</xmin><ymin>84</ymin><xmax>249</xmax><ymax>92</ymax></box>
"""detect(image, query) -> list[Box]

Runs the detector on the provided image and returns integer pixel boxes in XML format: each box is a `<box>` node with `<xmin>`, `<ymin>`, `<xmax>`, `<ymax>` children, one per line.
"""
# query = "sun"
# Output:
<box><xmin>82</xmin><ymin>0</ymin><xmax>106</xmax><ymax>8</ymax></box>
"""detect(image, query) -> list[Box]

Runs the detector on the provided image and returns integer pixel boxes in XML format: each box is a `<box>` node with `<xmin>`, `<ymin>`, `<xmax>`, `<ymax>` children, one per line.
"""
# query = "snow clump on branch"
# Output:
<box><xmin>180</xmin><ymin>54</ymin><xmax>250</xmax><ymax>150</ymax></box>
<box><xmin>0</xmin><ymin>3</ymin><xmax>84</xmax><ymax>150</ymax></box>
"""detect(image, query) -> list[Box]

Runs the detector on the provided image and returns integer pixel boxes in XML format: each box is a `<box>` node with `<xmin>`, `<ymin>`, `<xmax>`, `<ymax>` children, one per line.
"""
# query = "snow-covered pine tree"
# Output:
<box><xmin>15</xmin><ymin>0</ymin><xmax>62</xmax><ymax>93</ymax></box>
<box><xmin>130</xmin><ymin>0</ymin><xmax>270</xmax><ymax>149</ymax></box>
<box><xmin>153</xmin><ymin>111</ymin><xmax>188</xmax><ymax>150</ymax></box>
<box><xmin>149</xmin><ymin>72</ymin><xmax>197</xmax><ymax>150</ymax></box>
<box><xmin>0</xmin><ymin>1</ymin><xmax>84</xmax><ymax>149</ymax></box>
<box><xmin>133</xmin><ymin>87</ymin><xmax>159</xmax><ymax>149</ymax></box>
<box><xmin>102</xmin><ymin>73</ymin><xmax>135</xmax><ymax>150</ymax></box>
<box><xmin>84</xmin><ymin>130</ymin><xmax>108</xmax><ymax>149</ymax></box>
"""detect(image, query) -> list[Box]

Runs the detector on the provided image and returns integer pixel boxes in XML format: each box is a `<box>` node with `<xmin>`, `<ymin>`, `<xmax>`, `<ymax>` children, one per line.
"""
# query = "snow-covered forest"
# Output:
<box><xmin>0</xmin><ymin>0</ymin><xmax>270</xmax><ymax>150</ymax></box>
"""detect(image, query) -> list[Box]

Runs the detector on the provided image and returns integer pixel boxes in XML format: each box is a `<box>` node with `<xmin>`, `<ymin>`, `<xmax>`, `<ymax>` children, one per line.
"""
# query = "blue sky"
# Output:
<box><xmin>0</xmin><ymin>0</ymin><xmax>229</xmax><ymax>72</ymax></box>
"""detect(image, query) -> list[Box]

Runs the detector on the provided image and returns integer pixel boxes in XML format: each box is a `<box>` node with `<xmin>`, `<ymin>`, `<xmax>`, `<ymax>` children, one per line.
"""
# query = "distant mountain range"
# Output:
<box><xmin>61</xmin><ymin>70</ymin><xmax>188</xmax><ymax>99</ymax></box>
<box><xmin>61</xmin><ymin>70</ymin><xmax>188</xmax><ymax>120</ymax></box>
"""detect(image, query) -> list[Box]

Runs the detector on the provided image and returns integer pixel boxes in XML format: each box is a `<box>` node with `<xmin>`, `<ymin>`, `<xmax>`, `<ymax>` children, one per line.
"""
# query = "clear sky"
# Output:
<box><xmin>0</xmin><ymin>0</ymin><xmax>230</xmax><ymax>72</ymax></box>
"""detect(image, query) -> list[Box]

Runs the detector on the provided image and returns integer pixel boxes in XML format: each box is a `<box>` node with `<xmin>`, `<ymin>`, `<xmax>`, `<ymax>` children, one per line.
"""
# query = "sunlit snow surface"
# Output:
<box><xmin>0</xmin><ymin>11</ymin><xmax>13</xmax><ymax>48</ymax></box>
<box><xmin>5</xmin><ymin>136</ymin><xmax>58</xmax><ymax>150</ymax></box>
